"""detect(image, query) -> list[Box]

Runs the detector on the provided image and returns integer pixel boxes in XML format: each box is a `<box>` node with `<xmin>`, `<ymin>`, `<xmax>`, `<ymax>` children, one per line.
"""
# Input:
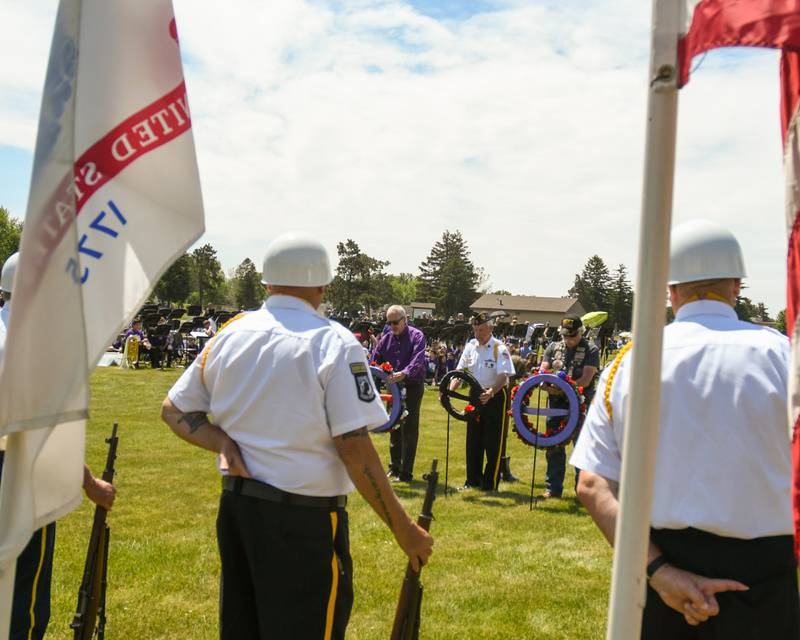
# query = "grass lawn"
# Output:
<box><xmin>47</xmin><ymin>367</ymin><xmax>612</xmax><ymax>639</ymax></box>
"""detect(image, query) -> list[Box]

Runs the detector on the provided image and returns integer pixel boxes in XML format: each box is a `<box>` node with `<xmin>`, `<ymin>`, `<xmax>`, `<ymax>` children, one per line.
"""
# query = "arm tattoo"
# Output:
<box><xmin>363</xmin><ymin>465</ymin><xmax>393</xmax><ymax>531</ymax></box>
<box><xmin>178</xmin><ymin>412</ymin><xmax>208</xmax><ymax>434</ymax></box>
<box><xmin>340</xmin><ymin>427</ymin><xmax>369</xmax><ymax>440</ymax></box>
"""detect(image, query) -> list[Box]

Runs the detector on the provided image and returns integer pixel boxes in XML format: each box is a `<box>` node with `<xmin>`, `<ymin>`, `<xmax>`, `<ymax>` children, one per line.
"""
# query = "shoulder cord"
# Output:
<box><xmin>200</xmin><ymin>312</ymin><xmax>247</xmax><ymax>386</ymax></box>
<box><xmin>603</xmin><ymin>342</ymin><xmax>633</xmax><ymax>422</ymax></box>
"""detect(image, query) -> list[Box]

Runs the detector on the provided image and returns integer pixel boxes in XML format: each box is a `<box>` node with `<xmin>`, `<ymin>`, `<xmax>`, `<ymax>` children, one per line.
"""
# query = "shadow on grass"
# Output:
<box><xmin>454</xmin><ymin>486</ymin><xmax>586</xmax><ymax>516</ymax></box>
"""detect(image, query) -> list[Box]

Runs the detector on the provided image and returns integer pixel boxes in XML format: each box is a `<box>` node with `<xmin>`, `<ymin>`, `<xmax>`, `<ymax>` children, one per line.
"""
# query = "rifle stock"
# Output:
<box><xmin>390</xmin><ymin>459</ymin><xmax>438</xmax><ymax>640</ymax></box>
<box><xmin>71</xmin><ymin>423</ymin><xmax>118</xmax><ymax>640</ymax></box>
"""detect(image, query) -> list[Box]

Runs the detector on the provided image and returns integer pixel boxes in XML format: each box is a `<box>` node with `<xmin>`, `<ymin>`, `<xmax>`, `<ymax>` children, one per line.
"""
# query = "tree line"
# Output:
<box><xmin>0</xmin><ymin>203</ymin><xmax>787</xmax><ymax>332</ymax></box>
<box><xmin>569</xmin><ymin>254</ymin><xmax>781</xmax><ymax>332</ymax></box>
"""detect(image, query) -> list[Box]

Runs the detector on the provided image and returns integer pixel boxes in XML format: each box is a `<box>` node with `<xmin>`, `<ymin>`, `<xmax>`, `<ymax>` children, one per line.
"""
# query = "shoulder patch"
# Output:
<box><xmin>351</xmin><ymin>364</ymin><xmax>376</xmax><ymax>402</ymax></box>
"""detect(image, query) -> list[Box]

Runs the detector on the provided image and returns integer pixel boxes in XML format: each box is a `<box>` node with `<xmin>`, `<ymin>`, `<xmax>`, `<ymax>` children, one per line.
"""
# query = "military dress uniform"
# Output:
<box><xmin>0</xmin><ymin>300</ymin><xmax>56</xmax><ymax>640</ymax></box>
<box><xmin>540</xmin><ymin>333</ymin><xmax>599</xmax><ymax>497</ymax></box>
<box><xmin>571</xmin><ymin>299</ymin><xmax>799</xmax><ymax>638</ymax></box>
<box><xmin>168</xmin><ymin>294</ymin><xmax>388</xmax><ymax>639</ymax></box>
<box><xmin>456</xmin><ymin>333</ymin><xmax>515</xmax><ymax>490</ymax></box>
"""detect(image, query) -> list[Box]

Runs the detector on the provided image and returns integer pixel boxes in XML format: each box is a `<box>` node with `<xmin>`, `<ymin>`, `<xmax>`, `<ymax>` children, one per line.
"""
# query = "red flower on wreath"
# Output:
<box><xmin>464</xmin><ymin>404</ymin><xmax>476</xmax><ymax>413</ymax></box>
<box><xmin>380</xmin><ymin>362</ymin><xmax>394</xmax><ymax>373</ymax></box>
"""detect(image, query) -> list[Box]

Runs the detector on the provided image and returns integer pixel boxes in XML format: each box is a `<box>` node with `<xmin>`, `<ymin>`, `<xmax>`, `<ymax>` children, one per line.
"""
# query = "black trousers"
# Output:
<box><xmin>465</xmin><ymin>388</ymin><xmax>508</xmax><ymax>490</ymax></box>
<box><xmin>389</xmin><ymin>382</ymin><xmax>424</xmax><ymax>480</ymax></box>
<box><xmin>216</xmin><ymin>491</ymin><xmax>353</xmax><ymax>640</ymax></box>
<box><xmin>642</xmin><ymin>527</ymin><xmax>800</xmax><ymax>640</ymax></box>
<box><xmin>0</xmin><ymin>452</ymin><xmax>55</xmax><ymax>640</ymax></box>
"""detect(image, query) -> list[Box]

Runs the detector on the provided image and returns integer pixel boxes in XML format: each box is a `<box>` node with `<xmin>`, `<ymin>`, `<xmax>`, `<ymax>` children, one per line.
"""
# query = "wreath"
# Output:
<box><xmin>509</xmin><ymin>369</ymin><xmax>587</xmax><ymax>449</ymax></box>
<box><xmin>438</xmin><ymin>370</ymin><xmax>484</xmax><ymax>421</ymax></box>
<box><xmin>368</xmin><ymin>362</ymin><xmax>403</xmax><ymax>433</ymax></box>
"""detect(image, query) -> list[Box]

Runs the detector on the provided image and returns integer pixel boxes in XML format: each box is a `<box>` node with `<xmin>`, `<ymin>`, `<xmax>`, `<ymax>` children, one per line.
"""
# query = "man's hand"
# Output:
<box><xmin>649</xmin><ymin>564</ymin><xmax>748</xmax><ymax>626</ymax></box>
<box><xmin>220</xmin><ymin>435</ymin><xmax>251</xmax><ymax>478</ymax></box>
<box><xmin>334</xmin><ymin>427</ymin><xmax>434</xmax><ymax>572</ymax></box>
<box><xmin>83</xmin><ymin>473</ymin><xmax>116</xmax><ymax>511</ymax></box>
<box><xmin>394</xmin><ymin>520</ymin><xmax>434</xmax><ymax>572</ymax></box>
<box><xmin>388</xmin><ymin>372</ymin><xmax>406</xmax><ymax>384</ymax></box>
<box><xmin>479</xmin><ymin>388</ymin><xmax>493</xmax><ymax>404</ymax></box>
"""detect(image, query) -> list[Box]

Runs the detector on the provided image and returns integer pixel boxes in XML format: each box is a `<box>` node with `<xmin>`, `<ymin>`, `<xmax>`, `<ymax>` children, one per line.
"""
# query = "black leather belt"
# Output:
<box><xmin>222</xmin><ymin>476</ymin><xmax>347</xmax><ymax>509</ymax></box>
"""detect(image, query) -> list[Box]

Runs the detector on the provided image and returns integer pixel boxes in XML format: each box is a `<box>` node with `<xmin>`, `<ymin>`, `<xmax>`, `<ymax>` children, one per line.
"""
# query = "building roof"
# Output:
<box><xmin>470</xmin><ymin>294</ymin><xmax>583</xmax><ymax>314</ymax></box>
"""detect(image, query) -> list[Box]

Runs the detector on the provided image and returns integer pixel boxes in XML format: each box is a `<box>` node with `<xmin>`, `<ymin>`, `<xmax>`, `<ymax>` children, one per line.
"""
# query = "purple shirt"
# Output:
<box><xmin>371</xmin><ymin>325</ymin><xmax>427</xmax><ymax>384</ymax></box>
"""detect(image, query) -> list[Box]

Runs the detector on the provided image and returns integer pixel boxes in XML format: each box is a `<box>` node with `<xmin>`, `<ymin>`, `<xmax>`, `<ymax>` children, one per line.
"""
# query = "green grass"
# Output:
<box><xmin>47</xmin><ymin>368</ymin><xmax>612</xmax><ymax>639</ymax></box>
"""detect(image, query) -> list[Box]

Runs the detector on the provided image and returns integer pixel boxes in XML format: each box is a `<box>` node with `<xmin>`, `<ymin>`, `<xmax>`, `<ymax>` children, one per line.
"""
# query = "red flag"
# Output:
<box><xmin>678</xmin><ymin>0</ymin><xmax>800</xmax><ymax>87</ymax></box>
<box><xmin>782</xmin><ymin>50</ymin><xmax>800</xmax><ymax>558</ymax></box>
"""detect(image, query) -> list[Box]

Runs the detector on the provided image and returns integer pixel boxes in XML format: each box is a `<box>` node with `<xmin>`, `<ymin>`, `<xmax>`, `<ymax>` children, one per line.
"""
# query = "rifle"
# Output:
<box><xmin>390</xmin><ymin>459</ymin><xmax>438</xmax><ymax>640</ymax></box>
<box><xmin>71</xmin><ymin>423</ymin><xmax>119</xmax><ymax>640</ymax></box>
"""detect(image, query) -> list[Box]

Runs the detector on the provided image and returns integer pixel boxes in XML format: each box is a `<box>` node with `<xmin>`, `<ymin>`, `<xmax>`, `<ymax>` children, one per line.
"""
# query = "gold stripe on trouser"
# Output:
<box><xmin>324</xmin><ymin>511</ymin><xmax>339</xmax><ymax>640</ymax></box>
<box><xmin>492</xmin><ymin>388</ymin><xmax>509</xmax><ymax>487</ymax></box>
<box><xmin>27</xmin><ymin>526</ymin><xmax>49</xmax><ymax>640</ymax></box>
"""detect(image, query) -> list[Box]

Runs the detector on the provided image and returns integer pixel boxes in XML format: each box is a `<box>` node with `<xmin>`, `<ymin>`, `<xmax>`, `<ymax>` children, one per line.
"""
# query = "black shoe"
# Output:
<box><xmin>392</xmin><ymin>475</ymin><xmax>412</xmax><ymax>484</ymax></box>
<box><xmin>387</xmin><ymin>469</ymin><xmax>400</xmax><ymax>480</ymax></box>
<box><xmin>458</xmin><ymin>483</ymin><xmax>479</xmax><ymax>491</ymax></box>
<box><xmin>500</xmin><ymin>457</ymin><xmax>519</xmax><ymax>482</ymax></box>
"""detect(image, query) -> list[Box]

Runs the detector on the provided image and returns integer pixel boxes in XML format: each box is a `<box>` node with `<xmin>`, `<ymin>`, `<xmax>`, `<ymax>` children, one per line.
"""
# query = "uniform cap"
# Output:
<box><xmin>559</xmin><ymin>314</ymin><xmax>583</xmax><ymax>337</ymax></box>
<box><xmin>668</xmin><ymin>220</ymin><xmax>746</xmax><ymax>285</ymax></box>
<box><xmin>261</xmin><ymin>232</ymin><xmax>333</xmax><ymax>287</ymax></box>
<box><xmin>470</xmin><ymin>312</ymin><xmax>492</xmax><ymax>326</ymax></box>
<box><xmin>0</xmin><ymin>252</ymin><xmax>19</xmax><ymax>294</ymax></box>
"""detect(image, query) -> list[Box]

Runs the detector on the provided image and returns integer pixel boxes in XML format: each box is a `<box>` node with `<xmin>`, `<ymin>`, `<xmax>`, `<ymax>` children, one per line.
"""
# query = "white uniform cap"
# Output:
<box><xmin>668</xmin><ymin>220</ymin><xmax>746</xmax><ymax>285</ymax></box>
<box><xmin>0</xmin><ymin>252</ymin><xmax>19</xmax><ymax>293</ymax></box>
<box><xmin>261</xmin><ymin>233</ymin><xmax>333</xmax><ymax>287</ymax></box>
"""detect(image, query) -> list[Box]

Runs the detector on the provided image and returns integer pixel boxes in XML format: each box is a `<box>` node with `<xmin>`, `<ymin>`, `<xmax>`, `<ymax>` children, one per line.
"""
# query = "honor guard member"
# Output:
<box><xmin>539</xmin><ymin>314</ymin><xmax>599</xmax><ymax>499</ymax></box>
<box><xmin>0</xmin><ymin>253</ymin><xmax>115</xmax><ymax>640</ymax></box>
<box><xmin>571</xmin><ymin>220</ymin><xmax>799</xmax><ymax>637</ymax></box>
<box><xmin>449</xmin><ymin>313</ymin><xmax>515</xmax><ymax>491</ymax></box>
<box><xmin>161</xmin><ymin>233</ymin><xmax>433</xmax><ymax>640</ymax></box>
<box><xmin>371</xmin><ymin>305</ymin><xmax>427</xmax><ymax>483</ymax></box>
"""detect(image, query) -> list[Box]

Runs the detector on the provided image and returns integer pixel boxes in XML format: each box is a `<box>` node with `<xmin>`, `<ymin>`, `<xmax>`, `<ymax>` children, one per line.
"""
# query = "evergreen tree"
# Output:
<box><xmin>417</xmin><ymin>230</ymin><xmax>481</xmax><ymax>318</ymax></box>
<box><xmin>325</xmin><ymin>240</ymin><xmax>390</xmax><ymax>317</ymax></box>
<box><xmin>568</xmin><ymin>255</ymin><xmax>612</xmax><ymax>313</ymax></box>
<box><xmin>233</xmin><ymin>258</ymin><xmax>263</xmax><ymax>310</ymax></box>
<box><xmin>154</xmin><ymin>253</ymin><xmax>193</xmax><ymax>304</ymax></box>
<box><xmin>0</xmin><ymin>206</ymin><xmax>22</xmax><ymax>266</ymax></box>
<box><xmin>776</xmin><ymin>308</ymin><xmax>787</xmax><ymax>334</ymax></box>
<box><xmin>608</xmin><ymin>264</ymin><xmax>633</xmax><ymax>330</ymax></box>
<box><xmin>191</xmin><ymin>244</ymin><xmax>225</xmax><ymax>307</ymax></box>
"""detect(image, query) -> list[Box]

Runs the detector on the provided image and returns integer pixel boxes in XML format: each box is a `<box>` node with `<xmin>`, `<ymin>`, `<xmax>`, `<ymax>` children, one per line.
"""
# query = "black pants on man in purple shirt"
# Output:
<box><xmin>388</xmin><ymin>382</ymin><xmax>424</xmax><ymax>482</ymax></box>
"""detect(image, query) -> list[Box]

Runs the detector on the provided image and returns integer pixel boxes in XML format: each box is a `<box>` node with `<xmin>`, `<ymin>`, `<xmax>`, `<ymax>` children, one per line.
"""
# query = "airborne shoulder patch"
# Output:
<box><xmin>350</xmin><ymin>362</ymin><xmax>375</xmax><ymax>402</ymax></box>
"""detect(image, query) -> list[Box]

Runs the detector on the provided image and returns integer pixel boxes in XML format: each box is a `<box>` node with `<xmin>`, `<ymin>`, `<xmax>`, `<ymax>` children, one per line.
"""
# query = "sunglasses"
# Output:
<box><xmin>388</xmin><ymin>318</ymin><xmax>405</xmax><ymax>325</ymax></box>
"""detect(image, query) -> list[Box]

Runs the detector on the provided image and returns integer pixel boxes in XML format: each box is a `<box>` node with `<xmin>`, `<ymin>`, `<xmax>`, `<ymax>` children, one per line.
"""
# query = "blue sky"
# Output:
<box><xmin>0</xmin><ymin>1</ymin><xmax>788</xmax><ymax>314</ymax></box>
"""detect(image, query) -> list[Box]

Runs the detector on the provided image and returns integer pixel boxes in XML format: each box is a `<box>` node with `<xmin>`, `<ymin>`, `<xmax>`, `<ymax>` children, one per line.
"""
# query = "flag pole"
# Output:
<box><xmin>606</xmin><ymin>1</ymin><xmax>681</xmax><ymax>638</ymax></box>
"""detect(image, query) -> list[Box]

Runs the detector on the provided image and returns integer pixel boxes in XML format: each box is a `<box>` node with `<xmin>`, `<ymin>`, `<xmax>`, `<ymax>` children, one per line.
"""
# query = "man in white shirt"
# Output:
<box><xmin>161</xmin><ymin>233</ymin><xmax>433</xmax><ymax>640</ymax></box>
<box><xmin>450</xmin><ymin>313</ymin><xmax>515</xmax><ymax>491</ymax></box>
<box><xmin>571</xmin><ymin>220</ymin><xmax>799</xmax><ymax>638</ymax></box>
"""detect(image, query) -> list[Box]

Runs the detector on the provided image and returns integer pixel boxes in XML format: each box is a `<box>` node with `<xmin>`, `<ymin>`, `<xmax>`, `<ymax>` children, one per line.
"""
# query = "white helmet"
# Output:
<box><xmin>261</xmin><ymin>232</ymin><xmax>332</xmax><ymax>287</ymax></box>
<box><xmin>668</xmin><ymin>220</ymin><xmax>746</xmax><ymax>285</ymax></box>
<box><xmin>0</xmin><ymin>252</ymin><xmax>19</xmax><ymax>293</ymax></box>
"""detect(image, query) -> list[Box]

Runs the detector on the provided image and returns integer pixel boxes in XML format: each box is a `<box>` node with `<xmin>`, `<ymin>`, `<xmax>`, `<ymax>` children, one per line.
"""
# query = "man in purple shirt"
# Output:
<box><xmin>372</xmin><ymin>305</ymin><xmax>427</xmax><ymax>482</ymax></box>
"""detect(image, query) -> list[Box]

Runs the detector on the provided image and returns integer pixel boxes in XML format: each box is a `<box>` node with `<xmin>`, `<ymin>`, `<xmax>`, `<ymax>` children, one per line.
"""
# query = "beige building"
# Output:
<box><xmin>405</xmin><ymin>301</ymin><xmax>436</xmax><ymax>319</ymax></box>
<box><xmin>469</xmin><ymin>295</ymin><xmax>586</xmax><ymax>325</ymax></box>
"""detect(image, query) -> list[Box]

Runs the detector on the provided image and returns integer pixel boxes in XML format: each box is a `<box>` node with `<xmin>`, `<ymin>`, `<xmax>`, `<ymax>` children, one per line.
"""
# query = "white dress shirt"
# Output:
<box><xmin>456</xmin><ymin>335</ymin><xmax>515</xmax><ymax>388</ymax></box>
<box><xmin>169</xmin><ymin>295</ymin><xmax>388</xmax><ymax>497</ymax></box>
<box><xmin>571</xmin><ymin>300</ymin><xmax>792</xmax><ymax>539</ymax></box>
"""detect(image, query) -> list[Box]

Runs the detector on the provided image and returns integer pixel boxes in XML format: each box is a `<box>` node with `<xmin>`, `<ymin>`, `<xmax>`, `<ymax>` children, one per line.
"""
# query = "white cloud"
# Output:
<box><xmin>0</xmin><ymin>0</ymin><xmax>789</xmax><ymax>314</ymax></box>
